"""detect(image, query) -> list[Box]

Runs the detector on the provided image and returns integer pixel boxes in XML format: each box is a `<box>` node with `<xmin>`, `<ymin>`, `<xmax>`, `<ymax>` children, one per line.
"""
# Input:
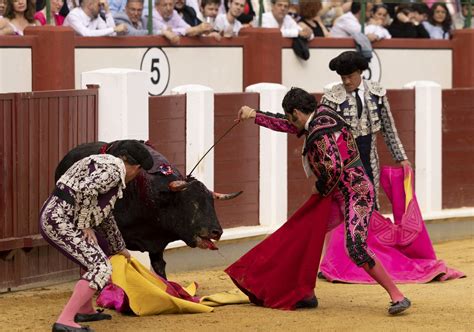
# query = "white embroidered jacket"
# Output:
<box><xmin>321</xmin><ymin>80</ymin><xmax>407</xmax><ymax>162</ymax></box>
<box><xmin>57</xmin><ymin>154</ymin><xmax>126</xmax><ymax>230</ymax></box>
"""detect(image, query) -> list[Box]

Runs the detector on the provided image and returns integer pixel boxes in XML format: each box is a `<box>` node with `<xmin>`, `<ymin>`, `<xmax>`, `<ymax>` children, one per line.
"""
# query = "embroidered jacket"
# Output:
<box><xmin>320</xmin><ymin>80</ymin><xmax>407</xmax><ymax>162</ymax></box>
<box><xmin>57</xmin><ymin>154</ymin><xmax>127</xmax><ymax>230</ymax></box>
<box><xmin>255</xmin><ymin>105</ymin><xmax>362</xmax><ymax>196</ymax></box>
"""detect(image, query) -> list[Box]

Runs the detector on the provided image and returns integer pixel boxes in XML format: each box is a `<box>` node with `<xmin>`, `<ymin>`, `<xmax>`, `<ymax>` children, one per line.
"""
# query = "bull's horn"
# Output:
<box><xmin>169</xmin><ymin>180</ymin><xmax>189</xmax><ymax>192</ymax></box>
<box><xmin>212</xmin><ymin>191</ymin><xmax>243</xmax><ymax>200</ymax></box>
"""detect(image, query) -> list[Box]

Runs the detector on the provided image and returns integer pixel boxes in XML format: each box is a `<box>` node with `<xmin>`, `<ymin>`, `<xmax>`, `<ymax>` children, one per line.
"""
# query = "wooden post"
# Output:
<box><xmin>25</xmin><ymin>26</ymin><xmax>75</xmax><ymax>91</ymax></box>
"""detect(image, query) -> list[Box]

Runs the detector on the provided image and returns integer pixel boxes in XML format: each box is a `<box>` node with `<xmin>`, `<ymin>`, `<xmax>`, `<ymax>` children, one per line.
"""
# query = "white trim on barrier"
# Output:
<box><xmin>404</xmin><ymin>81</ymin><xmax>442</xmax><ymax>213</ymax></box>
<box><xmin>81</xmin><ymin>68</ymin><xmax>149</xmax><ymax>142</ymax></box>
<box><xmin>171</xmin><ymin>84</ymin><xmax>215</xmax><ymax>190</ymax></box>
<box><xmin>245</xmin><ymin>83</ymin><xmax>289</xmax><ymax>227</ymax></box>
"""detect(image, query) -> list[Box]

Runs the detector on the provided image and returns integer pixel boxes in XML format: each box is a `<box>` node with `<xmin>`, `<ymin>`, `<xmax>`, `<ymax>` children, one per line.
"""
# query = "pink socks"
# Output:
<box><xmin>362</xmin><ymin>257</ymin><xmax>405</xmax><ymax>302</ymax></box>
<box><xmin>56</xmin><ymin>279</ymin><xmax>96</xmax><ymax>328</ymax></box>
<box><xmin>77</xmin><ymin>298</ymin><xmax>96</xmax><ymax>315</ymax></box>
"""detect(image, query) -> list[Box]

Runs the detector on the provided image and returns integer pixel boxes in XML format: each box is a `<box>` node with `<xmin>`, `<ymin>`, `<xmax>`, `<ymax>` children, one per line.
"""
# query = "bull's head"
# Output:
<box><xmin>164</xmin><ymin>178</ymin><xmax>242</xmax><ymax>250</ymax></box>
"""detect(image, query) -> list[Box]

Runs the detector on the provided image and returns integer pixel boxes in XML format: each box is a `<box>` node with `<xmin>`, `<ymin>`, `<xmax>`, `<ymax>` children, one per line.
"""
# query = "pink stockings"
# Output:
<box><xmin>57</xmin><ymin>279</ymin><xmax>96</xmax><ymax>328</ymax></box>
<box><xmin>362</xmin><ymin>257</ymin><xmax>405</xmax><ymax>302</ymax></box>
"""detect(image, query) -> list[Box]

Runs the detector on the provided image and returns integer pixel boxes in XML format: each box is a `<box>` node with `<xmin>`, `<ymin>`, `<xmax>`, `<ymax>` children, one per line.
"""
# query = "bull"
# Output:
<box><xmin>54</xmin><ymin>140</ymin><xmax>242</xmax><ymax>278</ymax></box>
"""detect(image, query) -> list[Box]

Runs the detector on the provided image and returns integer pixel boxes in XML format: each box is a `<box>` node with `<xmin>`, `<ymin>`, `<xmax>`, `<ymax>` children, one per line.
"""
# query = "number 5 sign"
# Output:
<box><xmin>140</xmin><ymin>47</ymin><xmax>170</xmax><ymax>96</ymax></box>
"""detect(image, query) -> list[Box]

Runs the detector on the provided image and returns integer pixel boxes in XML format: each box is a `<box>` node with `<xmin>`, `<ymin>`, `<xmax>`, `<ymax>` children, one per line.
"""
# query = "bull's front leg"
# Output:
<box><xmin>149</xmin><ymin>251</ymin><xmax>167</xmax><ymax>280</ymax></box>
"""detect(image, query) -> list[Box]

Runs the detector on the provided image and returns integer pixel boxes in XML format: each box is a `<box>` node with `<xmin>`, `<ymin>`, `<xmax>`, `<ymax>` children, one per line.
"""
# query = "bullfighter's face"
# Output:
<box><xmin>340</xmin><ymin>70</ymin><xmax>362</xmax><ymax>93</ymax></box>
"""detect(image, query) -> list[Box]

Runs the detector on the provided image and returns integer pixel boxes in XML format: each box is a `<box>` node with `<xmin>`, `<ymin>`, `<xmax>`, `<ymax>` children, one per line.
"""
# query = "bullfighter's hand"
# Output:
<box><xmin>83</xmin><ymin>228</ymin><xmax>98</xmax><ymax>245</ymax></box>
<box><xmin>119</xmin><ymin>248</ymin><xmax>131</xmax><ymax>262</ymax></box>
<box><xmin>400</xmin><ymin>159</ymin><xmax>412</xmax><ymax>168</ymax></box>
<box><xmin>236</xmin><ymin>106</ymin><xmax>256</xmax><ymax>122</ymax></box>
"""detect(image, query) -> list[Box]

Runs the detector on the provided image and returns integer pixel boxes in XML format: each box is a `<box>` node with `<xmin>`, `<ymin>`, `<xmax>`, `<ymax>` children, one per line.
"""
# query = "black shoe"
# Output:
<box><xmin>317</xmin><ymin>272</ymin><xmax>326</xmax><ymax>280</ymax></box>
<box><xmin>388</xmin><ymin>297</ymin><xmax>411</xmax><ymax>315</ymax></box>
<box><xmin>74</xmin><ymin>309</ymin><xmax>112</xmax><ymax>323</ymax></box>
<box><xmin>52</xmin><ymin>323</ymin><xmax>94</xmax><ymax>332</ymax></box>
<box><xmin>295</xmin><ymin>295</ymin><xmax>318</xmax><ymax>309</ymax></box>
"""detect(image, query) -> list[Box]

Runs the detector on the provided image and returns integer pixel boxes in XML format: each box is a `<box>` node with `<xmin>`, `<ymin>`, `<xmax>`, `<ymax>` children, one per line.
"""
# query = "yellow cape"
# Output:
<box><xmin>109</xmin><ymin>255</ymin><xmax>249</xmax><ymax>316</ymax></box>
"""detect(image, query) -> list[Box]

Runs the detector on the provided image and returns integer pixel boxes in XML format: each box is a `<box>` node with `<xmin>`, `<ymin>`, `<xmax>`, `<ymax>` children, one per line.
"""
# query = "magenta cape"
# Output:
<box><xmin>320</xmin><ymin>166</ymin><xmax>465</xmax><ymax>283</ymax></box>
<box><xmin>225</xmin><ymin>194</ymin><xmax>331</xmax><ymax>310</ymax></box>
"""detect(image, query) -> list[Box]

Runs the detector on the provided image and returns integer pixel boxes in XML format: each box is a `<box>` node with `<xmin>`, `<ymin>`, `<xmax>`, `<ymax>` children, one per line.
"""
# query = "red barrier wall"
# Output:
<box><xmin>442</xmin><ymin>88</ymin><xmax>474</xmax><ymax>208</ymax></box>
<box><xmin>0</xmin><ymin>87</ymin><xmax>98</xmax><ymax>290</ymax></box>
<box><xmin>214</xmin><ymin>93</ymin><xmax>260</xmax><ymax>228</ymax></box>
<box><xmin>148</xmin><ymin>95</ymin><xmax>186</xmax><ymax>172</ymax></box>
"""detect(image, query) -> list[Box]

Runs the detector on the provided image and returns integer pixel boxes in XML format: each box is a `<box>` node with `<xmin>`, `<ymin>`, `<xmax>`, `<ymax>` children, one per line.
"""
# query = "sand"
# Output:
<box><xmin>0</xmin><ymin>238</ymin><xmax>472</xmax><ymax>332</ymax></box>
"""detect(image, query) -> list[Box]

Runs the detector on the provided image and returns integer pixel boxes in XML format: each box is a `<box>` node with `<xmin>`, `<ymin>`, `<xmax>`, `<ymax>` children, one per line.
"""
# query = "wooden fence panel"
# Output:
<box><xmin>0</xmin><ymin>88</ymin><xmax>98</xmax><ymax>291</ymax></box>
<box><xmin>149</xmin><ymin>95</ymin><xmax>186</xmax><ymax>173</ymax></box>
<box><xmin>442</xmin><ymin>88</ymin><xmax>474</xmax><ymax>208</ymax></box>
<box><xmin>214</xmin><ymin>93</ymin><xmax>260</xmax><ymax>228</ymax></box>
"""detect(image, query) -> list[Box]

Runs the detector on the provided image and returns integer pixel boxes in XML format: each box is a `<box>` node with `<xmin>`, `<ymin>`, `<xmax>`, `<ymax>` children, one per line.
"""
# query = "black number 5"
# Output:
<box><xmin>151</xmin><ymin>58</ymin><xmax>160</xmax><ymax>84</ymax></box>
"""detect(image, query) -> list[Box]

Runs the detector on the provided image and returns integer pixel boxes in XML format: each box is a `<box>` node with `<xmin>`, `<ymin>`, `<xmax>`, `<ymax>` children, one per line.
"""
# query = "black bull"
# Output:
<box><xmin>54</xmin><ymin>141</ymin><xmax>242</xmax><ymax>279</ymax></box>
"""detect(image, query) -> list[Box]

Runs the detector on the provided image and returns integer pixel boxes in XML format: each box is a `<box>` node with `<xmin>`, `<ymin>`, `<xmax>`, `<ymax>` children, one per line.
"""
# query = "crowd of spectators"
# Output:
<box><xmin>0</xmin><ymin>0</ymin><xmax>471</xmax><ymax>40</ymax></box>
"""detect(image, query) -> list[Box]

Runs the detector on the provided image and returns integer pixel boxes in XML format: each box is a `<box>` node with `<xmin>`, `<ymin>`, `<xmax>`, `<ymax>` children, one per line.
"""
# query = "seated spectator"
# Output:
<box><xmin>319</xmin><ymin>0</ymin><xmax>344</xmax><ymax>30</ymax></box>
<box><xmin>64</xmin><ymin>0</ymin><xmax>128</xmax><ymax>36</ymax></box>
<box><xmin>262</xmin><ymin>0</ymin><xmax>311</xmax><ymax>39</ymax></box>
<box><xmin>114</xmin><ymin>0</ymin><xmax>148</xmax><ymax>35</ymax></box>
<box><xmin>298</xmin><ymin>0</ymin><xmax>329</xmax><ymax>38</ymax></box>
<box><xmin>331</xmin><ymin>2</ymin><xmax>378</xmax><ymax>42</ymax></box>
<box><xmin>453</xmin><ymin>2</ymin><xmax>474</xmax><ymax>29</ymax></box>
<box><xmin>34</xmin><ymin>0</ymin><xmax>65</xmax><ymax>26</ymax></box>
<box><xmin>139</xmin><ymin>0</ymin><xmax>198</xmax><ymax>21</ymax></box>
<box><xmin>422</xmin><ymin>2</ymin><xmax>452</xmax><ymax>39</ymax></box>
<box><xmin>215</xmin><ymin>0</ymin><xmax>245</xmax><ymax>37</ymax></box>
<box><xmin>0</xmin><ymin>0</ymin><xmax>38</xmax><ymax>35</ymax></box>
<box><xmin>388</xmin><ymin>4</ymin><xmax>429</xmax><ymax>39</ymax></box>
<box><xmin>175</xmin><ymin>0</ymin><xmax>200</xmax><ymax>26</ymax></box>
<box><xmin>287</xmin><ymin>1</ymin><xmax>299</xmax><ymax>22</ymax></box>
<box><xmin>144</xmin><ymin>0</ymin><xmax>213</xmax><ymax>40</ymax></box>
<box><xmin>197</xmin><ymin>0</ymin><xmax>220</xmax><ymax>23</ymax></box>
<box><xmin>412</xmin><ymin>2</ymin><xmax>429</xmax><ymax>25</ymax></box>
<box><xmin>0</xmin><ymin>0</ymin><xmax>5</xmax><ymax>17</ymax></box>
<box><xmin>224</xmin><ymin>0</ymin><xmax>255</xmax><ymax>25</ymax></box>
<box><xmin>365</xmin><ymin>4</ymin><xmax>391</xmax><ymax>40</ymax></box>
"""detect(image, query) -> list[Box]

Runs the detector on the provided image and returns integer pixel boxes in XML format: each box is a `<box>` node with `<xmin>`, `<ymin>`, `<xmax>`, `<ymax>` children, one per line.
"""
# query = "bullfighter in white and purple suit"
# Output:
<box><xmin>40</xmin><ymin>140</ymin><xmax>153</xmax><ymax>332</ymax></box>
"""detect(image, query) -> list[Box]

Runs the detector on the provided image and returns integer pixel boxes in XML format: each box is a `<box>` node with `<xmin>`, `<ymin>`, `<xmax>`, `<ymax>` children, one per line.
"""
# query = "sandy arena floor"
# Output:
<box><xmin>0</xmin><ymin>239</ymin><xmax>472</xmax><ymax>332</ymax></box>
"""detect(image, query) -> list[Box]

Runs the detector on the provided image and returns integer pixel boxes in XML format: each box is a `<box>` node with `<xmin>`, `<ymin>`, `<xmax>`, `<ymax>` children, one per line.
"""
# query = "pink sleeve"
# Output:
<box><xmin>55</xmin><ymin>14</ymin><xmax>65</xmax><ymax>26</ymax></box>
<box><xmin>255</xmin><ymin>111</ymin><xmax>299</xmax><ymax>134</ymax></box>
<box><xmin>34</xmin><ymin>12</ymin><xmax>46</xmax><ymax>25</ymax></box>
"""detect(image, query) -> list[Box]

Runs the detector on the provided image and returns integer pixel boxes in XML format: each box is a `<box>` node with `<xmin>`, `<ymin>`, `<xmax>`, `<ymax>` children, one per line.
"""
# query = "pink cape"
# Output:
<box><xmin>320</xmin><ymin>166</ymin><xmax>465</xmax><ymax>283</ymax></box>
<box><xmin>225</xmin><ymin>194</ymin><xmax>331</xmax><ymax>310</ymax></box>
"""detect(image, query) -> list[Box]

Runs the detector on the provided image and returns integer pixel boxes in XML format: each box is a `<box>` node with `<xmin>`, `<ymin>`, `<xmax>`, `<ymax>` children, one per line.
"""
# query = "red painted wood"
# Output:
<box><xmin>0</xmin><ymin>87</ymin><xmax>97</xmax><ymax>289</ymax></box>
<box><xmin>442</xmin><ymin>88</ymin><xmax>474</xmax><ymax>208</ymax></box>
<box><xmin>149</xmin><ymin>95</ymin><xmax>186</xmax><ymax>173</ymax></box>
<box><xmin>214</xmin><ymin>93</ymin><xmax>260</xmax><ymax>228</ymax></box>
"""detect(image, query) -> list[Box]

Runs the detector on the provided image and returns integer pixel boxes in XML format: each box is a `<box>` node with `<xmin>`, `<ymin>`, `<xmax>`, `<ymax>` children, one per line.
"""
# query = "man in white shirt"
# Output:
<box><xmin>64</xmin><ymin>0</ymin><xmax>128</xmax><ymax>36</ymax></box>
<box><xmin>143</xmin><ymin>0</ymin><xmax>213</xmax><ymax>43</ymax></box>
<box><xmin>330</xmin><ymin>2</ymin><xmax>377</xmax><ymax>42</ymax></box>
<box><xmin>214</xmin><ymin>0</ymin><xmax>245</xmax><ymax>37</ymax></box>
<box><xmin>330</xmin><ymin>2</ymin><xmax>360</xmax><ymax>37</ymax></box>
<box><xmin>261</xmin><ymin>0</ymin><xmax>311</xmax><ymax>38</ymax></box>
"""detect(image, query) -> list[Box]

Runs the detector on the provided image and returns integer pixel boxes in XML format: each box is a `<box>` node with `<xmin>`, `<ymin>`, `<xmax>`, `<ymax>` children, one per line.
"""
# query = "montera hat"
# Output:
<box><xmin>108</xmin><ymin>140</ymin><xmax>153</xmax><ymax>171</ymax></box>
<box><xmin>329</xmin><ymin>51</ymin><xmax>369</xmax><ymax>75</ymax></box>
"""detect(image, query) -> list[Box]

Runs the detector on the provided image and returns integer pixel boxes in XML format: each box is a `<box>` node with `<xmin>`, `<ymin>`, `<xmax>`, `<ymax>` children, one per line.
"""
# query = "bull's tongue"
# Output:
<box><xmin>201</xmin><ymin>238</ymin><xmax>218</xmax><ymax>250</ymax></box>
